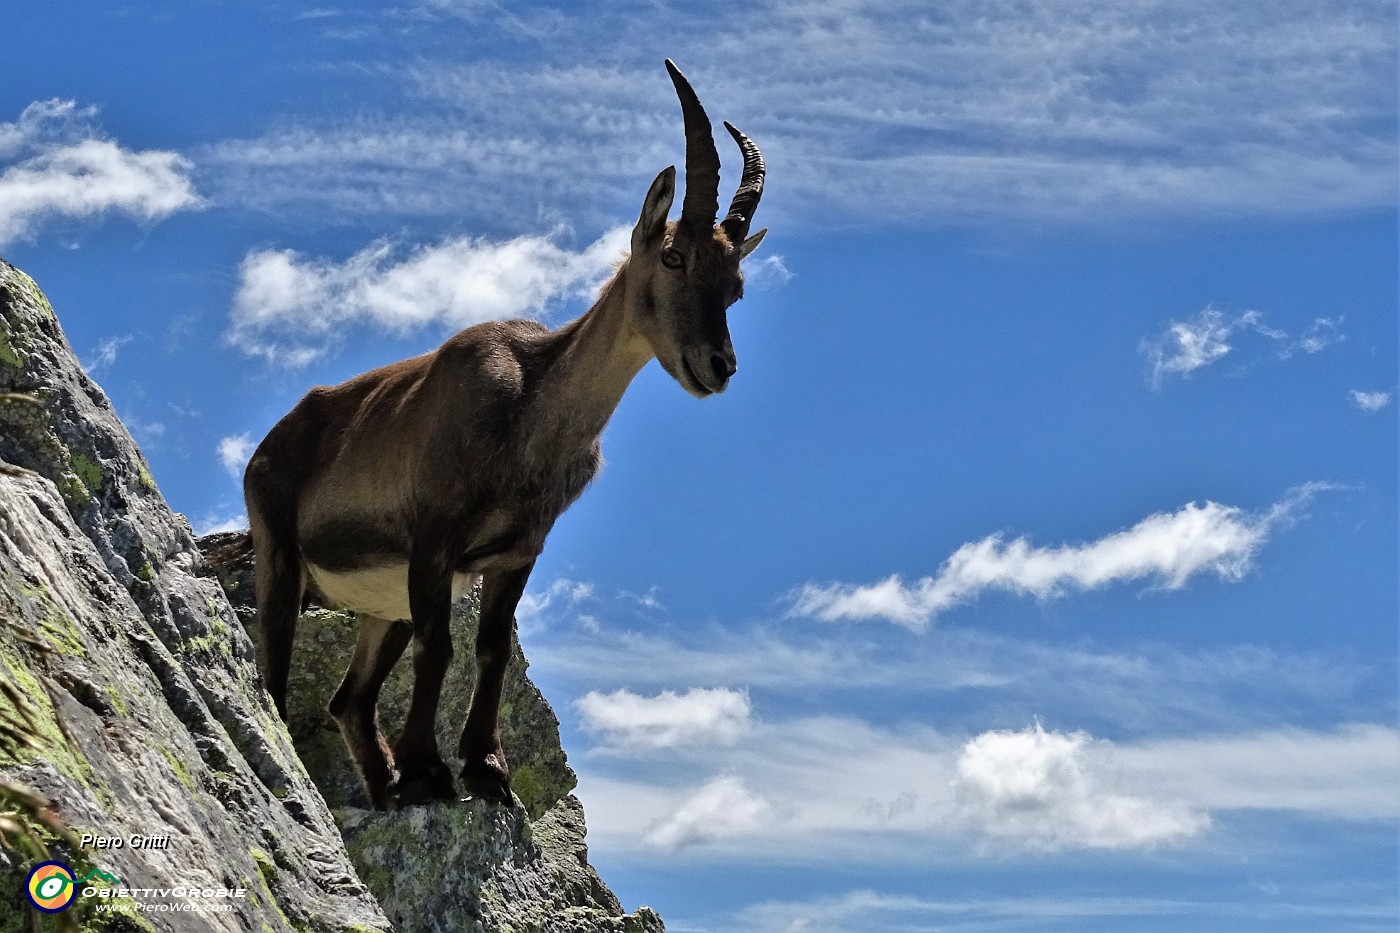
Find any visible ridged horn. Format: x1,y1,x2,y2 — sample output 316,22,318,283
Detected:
720,121,765,244
665,59,720,229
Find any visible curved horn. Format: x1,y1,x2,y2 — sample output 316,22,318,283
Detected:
720,121,765,244
665,59,720,228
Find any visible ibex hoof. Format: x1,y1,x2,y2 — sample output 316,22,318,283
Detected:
460,753,512,805
384,763,457,808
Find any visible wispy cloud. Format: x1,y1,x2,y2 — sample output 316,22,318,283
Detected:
744,255,794,291
517,578,596,629
194,510,249,537
216,433,255,478
206,2,1394,226
227,225,630,366
1279,316,1346,359
1350,388,1394,412
1141,307,1344,388
577,688,752,750
1142,307,1267,385
525,582,1375,737
83,334,134,374
789,485,1330,628
0,99,201,246
733,886,1400,933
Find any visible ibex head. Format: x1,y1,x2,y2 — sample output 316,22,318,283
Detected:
628,60,767,398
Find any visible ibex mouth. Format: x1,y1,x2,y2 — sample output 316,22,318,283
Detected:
680,356,720,397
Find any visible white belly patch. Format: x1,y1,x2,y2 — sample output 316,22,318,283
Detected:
306,562,479,621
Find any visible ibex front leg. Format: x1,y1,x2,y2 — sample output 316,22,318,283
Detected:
459,562,533,804
391,541,460,806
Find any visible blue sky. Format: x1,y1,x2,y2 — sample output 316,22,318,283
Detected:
3,2,1397,930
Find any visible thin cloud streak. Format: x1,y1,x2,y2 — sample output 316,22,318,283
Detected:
524,592,1375,736
577,717,1399,862
789,484,1331,628
732,886,1400,933
205,1,1395,226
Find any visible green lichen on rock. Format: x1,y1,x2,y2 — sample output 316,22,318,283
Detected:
156,743,194,790
71,453,104,497
0,326,22,371
17,582,87,658
5,267,56,323
0,645,99,792
56,470,90,505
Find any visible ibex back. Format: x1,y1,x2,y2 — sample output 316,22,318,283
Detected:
244,60,767,808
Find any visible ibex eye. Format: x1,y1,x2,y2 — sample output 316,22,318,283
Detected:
662,248,684,270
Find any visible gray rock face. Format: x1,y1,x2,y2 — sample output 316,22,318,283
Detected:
0,258,389,930
0,258,663,933
338,796,663,933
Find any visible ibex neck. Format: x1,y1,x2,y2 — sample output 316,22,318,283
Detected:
533,264,651,447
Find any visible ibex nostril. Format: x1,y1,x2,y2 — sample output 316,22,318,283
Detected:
710,352,737,382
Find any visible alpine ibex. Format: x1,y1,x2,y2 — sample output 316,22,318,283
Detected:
244,61,767,808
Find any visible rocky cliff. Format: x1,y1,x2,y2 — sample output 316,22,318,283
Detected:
0,258,662,933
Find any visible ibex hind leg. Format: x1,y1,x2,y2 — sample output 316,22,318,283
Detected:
246,478,304,720
329,615,412,809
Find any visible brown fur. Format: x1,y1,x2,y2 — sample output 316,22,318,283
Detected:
244,64,766,809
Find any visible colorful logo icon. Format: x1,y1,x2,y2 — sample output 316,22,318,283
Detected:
25,861,77,913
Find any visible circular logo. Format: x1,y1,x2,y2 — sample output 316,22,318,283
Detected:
25,861,77,913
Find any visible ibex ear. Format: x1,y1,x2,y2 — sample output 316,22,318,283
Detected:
737,227,767,260
632,166,676,253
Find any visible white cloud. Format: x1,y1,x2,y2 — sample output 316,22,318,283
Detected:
195,510,249,536
125,416,166,448
1350,389,1393,412
0,99,201,246
952,723,1208,851
642,774,772,851
216,433,255,479
83,334,134,374
577,688,752,749
1281,316,1345,358
1142,307,1247,385
226,225,630,366
745,255,794,290
516,578,596,628
789,485,1328,628
206,2,1394,225
1142,307,1346,387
